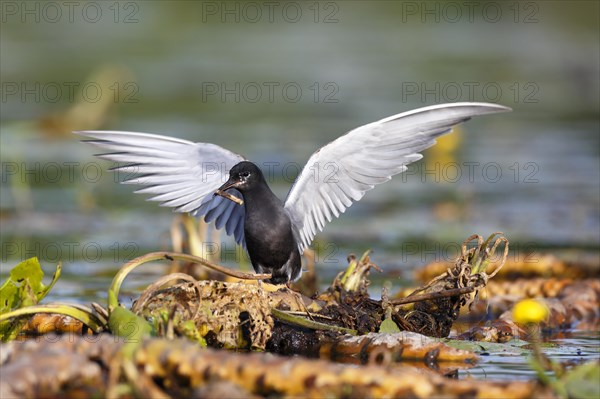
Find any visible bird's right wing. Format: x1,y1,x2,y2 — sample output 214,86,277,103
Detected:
284,102,511,253
76,131,247,244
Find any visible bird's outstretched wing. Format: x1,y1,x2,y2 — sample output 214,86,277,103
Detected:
76,131,247,244
284,102,511,253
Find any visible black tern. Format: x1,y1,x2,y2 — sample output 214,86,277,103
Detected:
78,102,511,283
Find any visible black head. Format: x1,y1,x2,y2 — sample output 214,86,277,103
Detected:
217,161,265,194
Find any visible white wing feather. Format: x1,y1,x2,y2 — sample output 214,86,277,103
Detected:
76,130,247,244
284,102,511,252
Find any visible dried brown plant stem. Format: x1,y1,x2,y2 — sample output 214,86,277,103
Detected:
390,286,476,306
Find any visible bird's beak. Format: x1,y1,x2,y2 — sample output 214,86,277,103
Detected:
214,178,244,206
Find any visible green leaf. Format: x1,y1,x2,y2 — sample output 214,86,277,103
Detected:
0,313,23,342
0,280,18,314
10,257,44,291
108,306,153,341
0,258,62,341
379,317,401,333
0,257,61,314
180,320,207,347
561,361,600,399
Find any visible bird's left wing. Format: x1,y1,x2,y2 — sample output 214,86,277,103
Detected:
76,130,247,244
283,102,511,253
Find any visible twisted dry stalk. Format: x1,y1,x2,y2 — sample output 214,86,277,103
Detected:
404,232,508,304
392,233,509,338
131,273,205,321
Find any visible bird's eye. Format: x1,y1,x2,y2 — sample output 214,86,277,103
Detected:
240,171,250,179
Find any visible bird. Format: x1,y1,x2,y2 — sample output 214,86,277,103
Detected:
78,102,511,284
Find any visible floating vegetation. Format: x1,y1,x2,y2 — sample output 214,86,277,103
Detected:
0,232,598,398
1,333,550,399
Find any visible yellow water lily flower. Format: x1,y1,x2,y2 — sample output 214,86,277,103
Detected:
513,299,549,324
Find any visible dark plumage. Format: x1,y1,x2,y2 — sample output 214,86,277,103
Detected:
216,162,301,283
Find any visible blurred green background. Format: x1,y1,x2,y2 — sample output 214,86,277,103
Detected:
1,1,599,300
